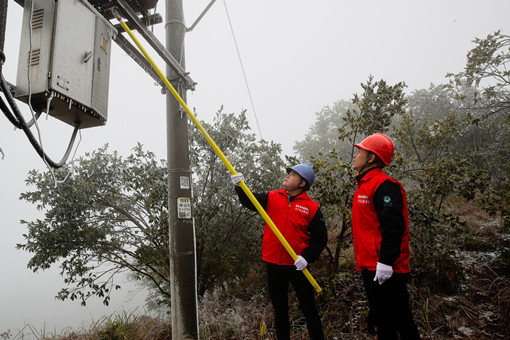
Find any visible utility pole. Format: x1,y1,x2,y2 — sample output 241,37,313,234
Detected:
0,0,7,74
165,0,198,339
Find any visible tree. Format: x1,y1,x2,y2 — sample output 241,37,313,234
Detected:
18,144,170,306
293,100,356,162
448,30,510,111
391,86,482,293
447,31,510,187
394,84,490,202
342,75,407,145
300,76,407,276
17,108,285,306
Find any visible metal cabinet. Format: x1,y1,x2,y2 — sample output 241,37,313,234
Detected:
16,0,116,128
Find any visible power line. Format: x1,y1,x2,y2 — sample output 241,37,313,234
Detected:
222,0,263,139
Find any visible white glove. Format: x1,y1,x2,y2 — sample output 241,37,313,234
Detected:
231,173,244,186
374,262,393,285
294,255,308,271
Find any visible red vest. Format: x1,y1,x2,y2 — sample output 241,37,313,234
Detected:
262,189,319,265
352,168,410,273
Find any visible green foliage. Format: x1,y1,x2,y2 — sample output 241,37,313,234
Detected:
462,235,491,252
448,30,510,106
390,81,504,294
387,32,510,297
395,85,465,166
403,186,466,295
293,100,356,161
341,75,407,142
96,319,132,340
18,144,169,306
446,31,510,187
475,181,510,235
310,152,355,273
413,243,464,295
90,311,172,340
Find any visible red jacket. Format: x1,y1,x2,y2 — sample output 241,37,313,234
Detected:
263,189,319,265
352,168,410,273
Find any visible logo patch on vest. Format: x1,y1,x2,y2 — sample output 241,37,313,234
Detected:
295,204,310,215
357,194,370,204
383,195,393,207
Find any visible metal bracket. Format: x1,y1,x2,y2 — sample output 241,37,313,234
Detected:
187,0,216,33
114,0,196,90
114,32,164,87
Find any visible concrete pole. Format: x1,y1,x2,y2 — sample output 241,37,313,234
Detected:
165,0,198,338
0,0,7,73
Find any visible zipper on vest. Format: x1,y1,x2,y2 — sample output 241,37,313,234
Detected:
279,196,292,265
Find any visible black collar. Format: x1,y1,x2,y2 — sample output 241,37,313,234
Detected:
287,190,305,202
355,167,378,182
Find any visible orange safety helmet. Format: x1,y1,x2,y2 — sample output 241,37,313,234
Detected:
354,133,395,166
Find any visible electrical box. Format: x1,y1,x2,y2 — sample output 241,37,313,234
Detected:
15,0,116,128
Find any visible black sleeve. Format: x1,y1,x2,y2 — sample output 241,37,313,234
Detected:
373,180,405,266
234,185,268,211
302,207,328,263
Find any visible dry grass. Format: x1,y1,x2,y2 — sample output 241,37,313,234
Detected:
1,311,171,340
199,292,275,339
3,266,508,340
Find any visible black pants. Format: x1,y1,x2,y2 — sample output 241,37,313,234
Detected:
361,270,421,340
266,262,324,340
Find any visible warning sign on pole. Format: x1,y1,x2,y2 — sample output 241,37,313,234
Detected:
180,176,190,189
177,197,192,219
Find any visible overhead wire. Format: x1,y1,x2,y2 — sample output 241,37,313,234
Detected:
222,0,263,139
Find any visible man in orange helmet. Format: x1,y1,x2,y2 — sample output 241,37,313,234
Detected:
351,133,420,339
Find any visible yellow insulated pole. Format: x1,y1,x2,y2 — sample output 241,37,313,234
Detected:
115,16,322,293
